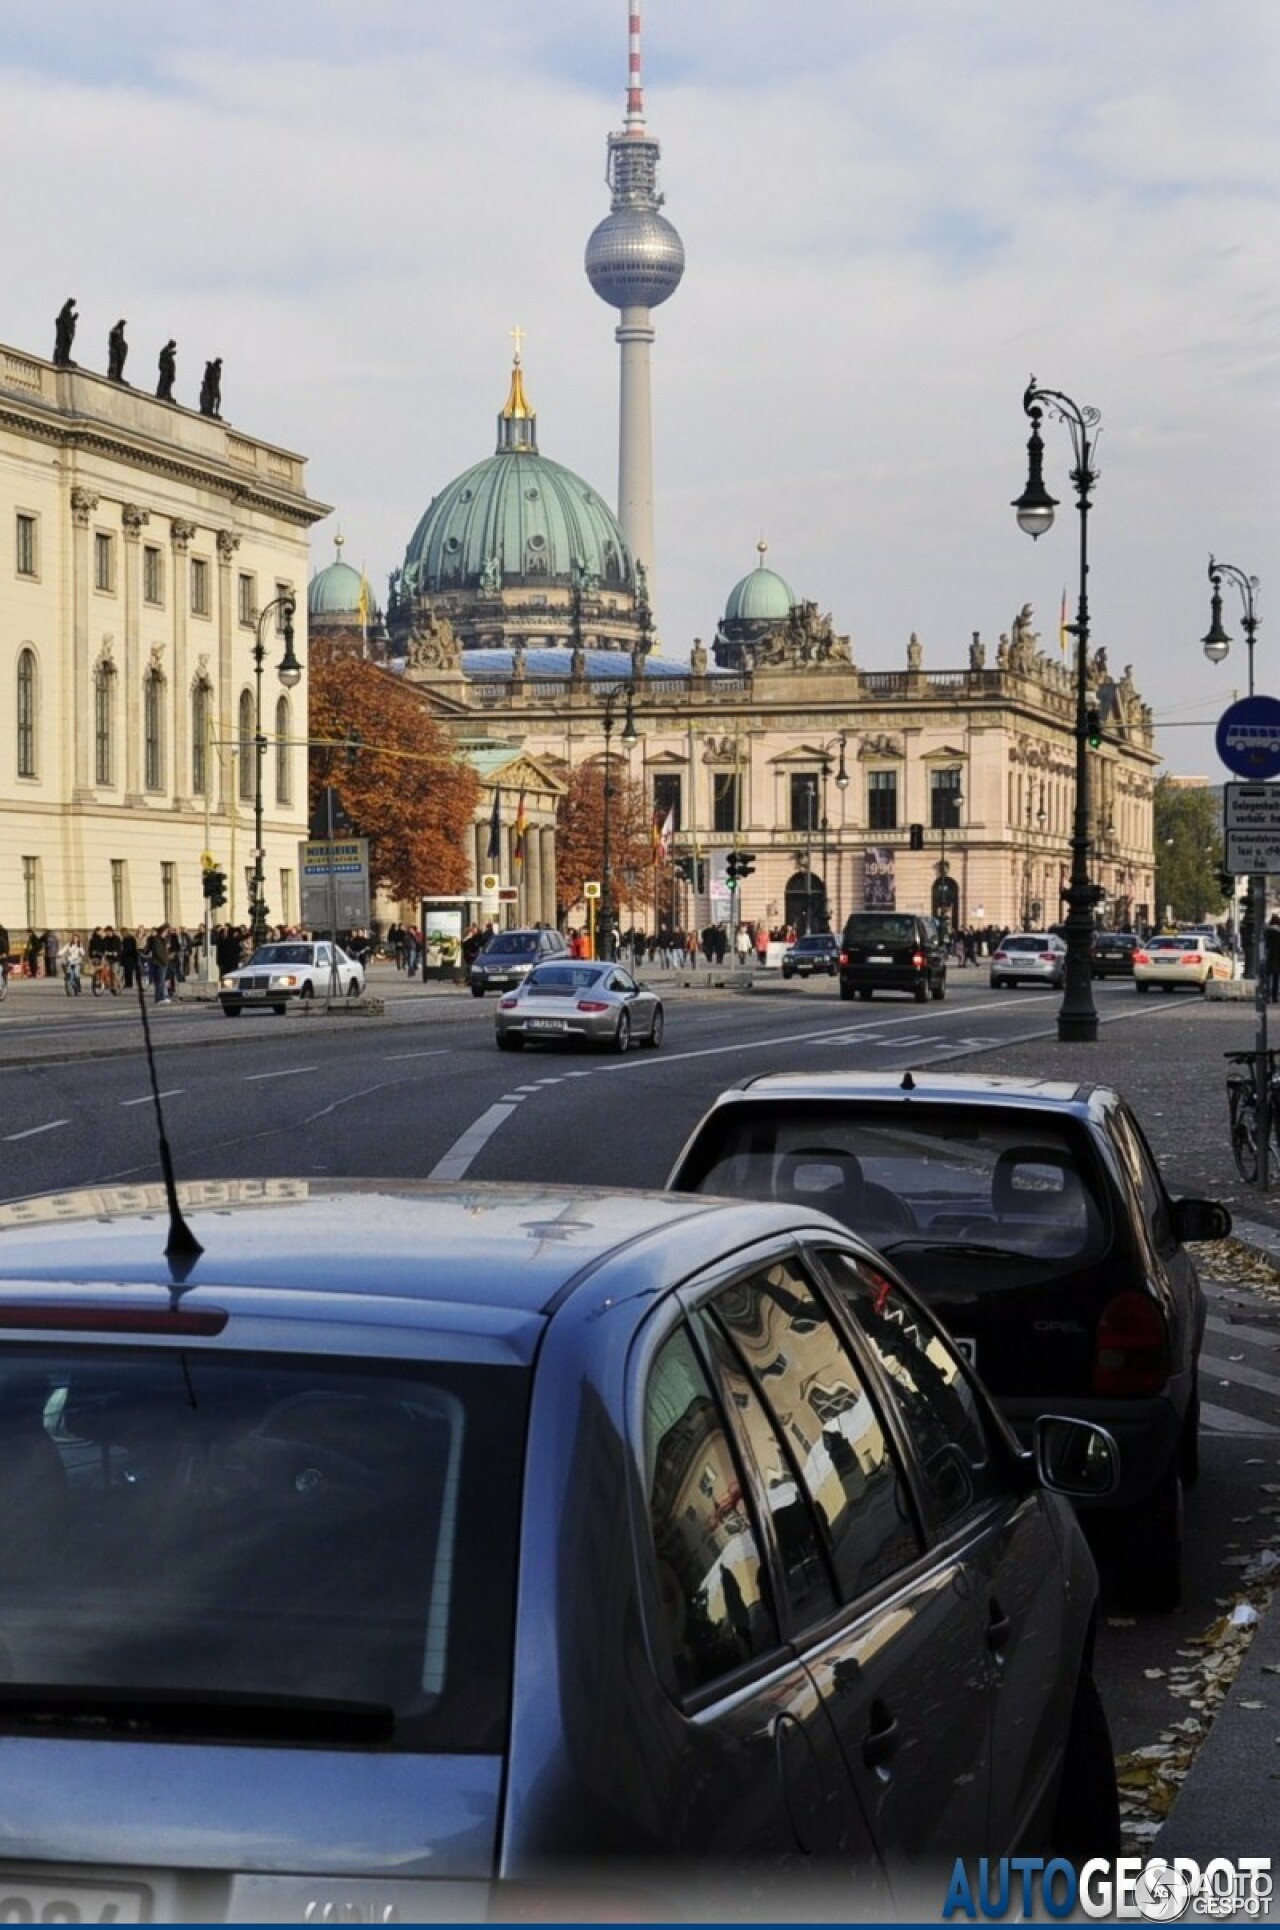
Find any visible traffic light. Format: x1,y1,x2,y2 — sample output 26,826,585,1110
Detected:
203,867,227,909
909,823,925,851
1218,869,1236,900
737,851,756,880
1086,707,1103,749
726,853,741,890
675,856,694,883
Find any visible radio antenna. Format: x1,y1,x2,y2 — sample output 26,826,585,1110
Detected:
134,973,203,1284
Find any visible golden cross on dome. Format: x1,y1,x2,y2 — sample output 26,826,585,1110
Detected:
509,322,525,365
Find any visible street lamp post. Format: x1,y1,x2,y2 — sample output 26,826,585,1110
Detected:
249,593,300,951
1013,375,1104,1042
936,783,963,941
820,734,849,929
803,779,817,935
600,680,637,961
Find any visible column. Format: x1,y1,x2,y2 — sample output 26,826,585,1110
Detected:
69,486,99,796
527,815,544,928
121,503,149,803
541,824,557,929
170,521,197,797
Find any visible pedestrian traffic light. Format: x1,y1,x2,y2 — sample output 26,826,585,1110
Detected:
909,823,924,851
203,867,226,908
737,851,756,879
1086,707,1103,749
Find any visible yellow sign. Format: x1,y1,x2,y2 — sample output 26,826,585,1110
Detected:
583,881,601,899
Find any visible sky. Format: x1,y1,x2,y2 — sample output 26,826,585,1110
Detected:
4,0,1277,777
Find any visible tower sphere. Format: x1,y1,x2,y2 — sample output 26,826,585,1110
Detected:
585,208,686,312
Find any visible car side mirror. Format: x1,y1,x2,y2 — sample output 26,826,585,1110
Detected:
1031,1416,1120,1499
1172,1197,1233,1244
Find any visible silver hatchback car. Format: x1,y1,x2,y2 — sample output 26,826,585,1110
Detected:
0,1178,1118,1921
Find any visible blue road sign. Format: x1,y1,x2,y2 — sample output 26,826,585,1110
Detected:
1216,695,1280,780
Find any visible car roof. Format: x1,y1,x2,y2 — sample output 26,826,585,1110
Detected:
0,1179,827,1336
730,1069,1108,1115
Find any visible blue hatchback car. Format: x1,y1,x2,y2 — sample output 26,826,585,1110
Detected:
0,1178,1117,1921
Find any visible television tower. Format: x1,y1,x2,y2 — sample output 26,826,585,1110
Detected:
584,3,685,609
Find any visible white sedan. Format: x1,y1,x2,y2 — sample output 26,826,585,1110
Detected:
1132,934,1235,994
219,941,365,1016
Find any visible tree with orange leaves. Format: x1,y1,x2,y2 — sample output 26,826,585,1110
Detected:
307,650,479,901
554,758,652,925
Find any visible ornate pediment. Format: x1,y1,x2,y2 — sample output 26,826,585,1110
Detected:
857,732,904,761
746,600,854,670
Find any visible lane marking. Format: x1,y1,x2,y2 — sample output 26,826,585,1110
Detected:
383,1050,452,1062
1200,1350,1280,1403
1204,1311,1280,1350
430,1103,519,1180
243,1066,319,1082
120,1090,184,1107
1200,1399,1280,1437
4,1120,70,1141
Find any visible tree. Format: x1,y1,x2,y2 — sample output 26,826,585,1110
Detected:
1152,775,1224,926
307,651,480,901
554,759,653,924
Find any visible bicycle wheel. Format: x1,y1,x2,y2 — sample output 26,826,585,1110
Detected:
91,969,104,997
1230,1083,1260,1184
0,968,7,1002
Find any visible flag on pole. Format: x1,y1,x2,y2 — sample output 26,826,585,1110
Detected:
512,790,528,869
357,569,370,656
658,806,675,859
487,788,502,862
1059,588,1069,655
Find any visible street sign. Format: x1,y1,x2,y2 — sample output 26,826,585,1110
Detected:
1224,782,1280,874
583,881,601,900
1216,696,1280,780
299,837,371,929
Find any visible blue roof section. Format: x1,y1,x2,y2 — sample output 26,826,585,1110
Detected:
461,647,695,681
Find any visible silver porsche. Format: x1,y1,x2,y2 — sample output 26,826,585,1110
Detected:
494,960,664,1052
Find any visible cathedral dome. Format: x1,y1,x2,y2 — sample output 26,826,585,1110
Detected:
400,360,634,599
308,534,367,618
723,545,796,624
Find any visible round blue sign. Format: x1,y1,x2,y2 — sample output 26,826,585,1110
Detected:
1216,695,1280,780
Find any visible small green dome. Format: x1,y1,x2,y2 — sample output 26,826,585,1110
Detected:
724,544,796,623
309,535,367,618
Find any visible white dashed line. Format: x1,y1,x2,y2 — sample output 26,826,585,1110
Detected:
429,1103,520,1179
4,1120,70,1141
243,1066,319,1082
120,1090,184,1107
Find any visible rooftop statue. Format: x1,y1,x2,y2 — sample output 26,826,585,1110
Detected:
53,298,77,366
199,357,222,419
107,319,128,383
156,339,177,402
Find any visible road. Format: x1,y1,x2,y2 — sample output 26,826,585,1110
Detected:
2,965,1278,1785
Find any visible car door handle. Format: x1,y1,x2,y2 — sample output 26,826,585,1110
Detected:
862,1700,899,1772
987,1601,1012,1653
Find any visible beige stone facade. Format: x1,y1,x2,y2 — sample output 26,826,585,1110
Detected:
0,337,329,939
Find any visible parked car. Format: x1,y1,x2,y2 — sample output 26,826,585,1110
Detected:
838,912,947,1004
218,940,364,1017
989,933,1068,989
667,1070,1232,1609
781,933,840,979
1133,933,1235,993
468,926,568,997
495,960,664,1052
1090,932,1138,979
0,1176,1118,1919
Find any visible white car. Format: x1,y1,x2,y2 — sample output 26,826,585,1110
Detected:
989,933,1068,989
1133,934,1235,994
219,940,365,1016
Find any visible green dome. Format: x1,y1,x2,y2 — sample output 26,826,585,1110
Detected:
400,361,633,598
724,548,796,624
309,536,367,618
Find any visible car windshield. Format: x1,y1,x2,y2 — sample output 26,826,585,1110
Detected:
844,917,917,945
0,1348,527,1754
248,945,313,967
795,938,833,952
686,1105,1107,1265
485,935,537,956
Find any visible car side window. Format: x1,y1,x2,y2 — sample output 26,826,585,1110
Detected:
644,1325,780,1696
1110,1105,1175,1256
709,1258,922,1602
820,1251,1009,1533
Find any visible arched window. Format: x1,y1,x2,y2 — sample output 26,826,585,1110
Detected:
191,680,211,796
94,661,116,786
238,689,254,802
16,648,36,778
275,694,291,805
144,669,165,792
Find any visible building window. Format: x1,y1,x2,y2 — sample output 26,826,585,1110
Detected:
930,769,963,830
868,769,898,832
238,573,256,627
111,858,127,930
22,856,39,931
275,694,291,805
94,662,116,786
94,531,116,593
143,545,164,605
712,771,740,834
238,689,255,802
15,513,37,578
279,868,294,926
144,669,165,792
161,861,176,925
790,772,820,832
16,648,36,778
652,773,681,831
191,681,211,796
190,557,210,616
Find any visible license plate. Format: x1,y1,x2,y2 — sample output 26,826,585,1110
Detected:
954,1336,977,1366
243,987,268,998
0,1877,148,1922
527,1018,566,1032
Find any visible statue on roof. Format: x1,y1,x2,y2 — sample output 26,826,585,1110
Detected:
1010,604,1038,671
404,609,461,673
479,554,502,594
107,319,128,383
53,298,77,366
156,339,177,401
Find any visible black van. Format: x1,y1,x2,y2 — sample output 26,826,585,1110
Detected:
838,911,947,1003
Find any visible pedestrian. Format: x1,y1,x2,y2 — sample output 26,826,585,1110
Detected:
25,931,40,979
43,929,59,979
59,933,85,996
756,924,769,969
147,924,174,1004
736,923,753,968
1266,915,1280,1003
121,927,139,989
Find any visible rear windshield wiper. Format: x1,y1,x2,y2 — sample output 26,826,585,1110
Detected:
880,1238,1027,1261
0,1684,394,1745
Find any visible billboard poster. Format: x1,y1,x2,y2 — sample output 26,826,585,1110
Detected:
864,847,896,909
421,901,464,981
299,838,371,931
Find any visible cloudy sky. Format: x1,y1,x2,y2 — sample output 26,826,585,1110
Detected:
5,1,1276,775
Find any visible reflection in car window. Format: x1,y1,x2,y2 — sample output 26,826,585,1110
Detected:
821,1252,1007,1531
644,1326,779,1696
710,1261,921,1602
486,934,537,955
1110,1105,1174,1257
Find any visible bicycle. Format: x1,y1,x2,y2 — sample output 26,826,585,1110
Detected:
90,957,122,996
1226,1048,1280,1184
0,958,7,1002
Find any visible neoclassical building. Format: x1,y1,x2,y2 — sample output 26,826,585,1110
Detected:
0,323,328,937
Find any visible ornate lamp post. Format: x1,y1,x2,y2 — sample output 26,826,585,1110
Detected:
249,593,300,950
820,734,849,929
1013,376,1104,1042
936,781,963,941
599,681,637,960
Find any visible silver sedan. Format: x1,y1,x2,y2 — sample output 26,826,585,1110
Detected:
495,960,664,1052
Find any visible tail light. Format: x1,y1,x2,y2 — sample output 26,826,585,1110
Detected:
1183,952,1203,964
993,951,1008,963
839,951,850,966
498,996,519,1010
577,999,610,1012
1092,1290,1168,1396
1133,950,1151,965
912,951,926,968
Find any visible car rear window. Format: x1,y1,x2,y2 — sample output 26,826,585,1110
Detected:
683,1104,1108,1265
843,916,918,945
0,1348,528,1754
485,934,537,956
